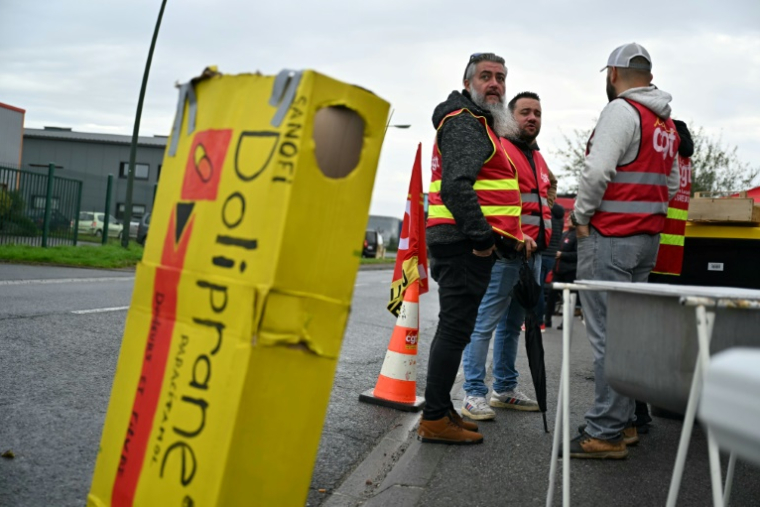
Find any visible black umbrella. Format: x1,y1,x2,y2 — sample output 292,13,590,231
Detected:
513,255,549,433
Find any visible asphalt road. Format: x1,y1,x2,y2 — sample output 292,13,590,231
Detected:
3,263,758,507
0,263,434,507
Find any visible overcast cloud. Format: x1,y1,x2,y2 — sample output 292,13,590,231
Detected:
2,0,759,217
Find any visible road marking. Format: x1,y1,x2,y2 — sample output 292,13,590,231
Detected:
71,306,130,315
0,277,134,286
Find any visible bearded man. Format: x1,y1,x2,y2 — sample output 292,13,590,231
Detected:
568,42,681,459
419,53,535,444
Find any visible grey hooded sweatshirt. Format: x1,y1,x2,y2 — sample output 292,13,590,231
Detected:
574,86,681,226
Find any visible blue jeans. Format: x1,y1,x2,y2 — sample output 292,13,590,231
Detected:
536,254,556,322
462,254,541,397
577,228,660,440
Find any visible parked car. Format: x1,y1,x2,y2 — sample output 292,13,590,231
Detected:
137,213,151,246
28,209,72,232
363,229,385,258
126,219,140,239
77,211,124,238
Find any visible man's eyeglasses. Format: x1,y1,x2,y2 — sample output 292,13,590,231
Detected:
464,53,506,80
468,53,505,65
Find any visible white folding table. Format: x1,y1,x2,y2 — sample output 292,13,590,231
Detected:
545,281,760,507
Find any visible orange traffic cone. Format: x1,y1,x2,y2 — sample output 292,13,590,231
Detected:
359,280,425,412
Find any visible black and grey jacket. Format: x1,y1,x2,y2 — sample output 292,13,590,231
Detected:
427,90,518,258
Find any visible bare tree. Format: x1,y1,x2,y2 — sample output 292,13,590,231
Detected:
551,127,593,194
689,126,759,195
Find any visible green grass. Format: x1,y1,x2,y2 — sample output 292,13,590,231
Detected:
360,257,395,265
0,242,143,269
77,235,125,245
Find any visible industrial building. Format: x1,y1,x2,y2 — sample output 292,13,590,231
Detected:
20,127,167,220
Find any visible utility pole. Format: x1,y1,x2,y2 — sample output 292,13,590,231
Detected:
122,0,168,248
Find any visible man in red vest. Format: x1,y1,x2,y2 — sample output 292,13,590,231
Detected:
634,119,694,431
650,120,694,280
461,91,554,422
567,43,681,459
420,53,534,445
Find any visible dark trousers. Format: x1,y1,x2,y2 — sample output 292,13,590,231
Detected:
423,250,494,420
536,254,556,322
635,400,652,426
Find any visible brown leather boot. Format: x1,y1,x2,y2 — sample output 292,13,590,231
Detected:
418,415,483,445
563,432,628,459
622,425,639,446
449,409,479,432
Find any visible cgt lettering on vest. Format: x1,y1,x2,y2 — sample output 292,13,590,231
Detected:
653,118,678,160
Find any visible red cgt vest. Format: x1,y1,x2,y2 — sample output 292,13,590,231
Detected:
501,139,553,248
652,155,691,275
428,109,524,242
589,99,680,237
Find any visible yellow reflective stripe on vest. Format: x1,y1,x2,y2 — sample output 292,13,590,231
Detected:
660,233,685,247
475,179,519,191
667,207,688,221
428,205,453,219
429,178,519,193
428,204,521,220
482,205,521,217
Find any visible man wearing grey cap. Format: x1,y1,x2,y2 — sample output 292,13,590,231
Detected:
566,42,681,459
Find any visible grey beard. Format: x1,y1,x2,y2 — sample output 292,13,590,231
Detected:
469,88,519,138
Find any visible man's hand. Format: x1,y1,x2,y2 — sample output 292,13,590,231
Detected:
555,251,561,259
516,234,538,258
472,245,496,257
576,225,590,239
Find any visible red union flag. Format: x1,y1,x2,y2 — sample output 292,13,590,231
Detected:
387,143,429,316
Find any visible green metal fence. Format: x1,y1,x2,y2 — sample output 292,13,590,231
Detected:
0,165,83,247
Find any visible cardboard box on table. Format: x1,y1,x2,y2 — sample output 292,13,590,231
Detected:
87,68,389,507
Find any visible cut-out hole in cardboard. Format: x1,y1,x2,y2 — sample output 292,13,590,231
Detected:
312,106,365,179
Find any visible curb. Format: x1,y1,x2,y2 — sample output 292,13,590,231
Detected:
322,412,421,507
0,261,137,272
322,368,472,507
358,263,395,271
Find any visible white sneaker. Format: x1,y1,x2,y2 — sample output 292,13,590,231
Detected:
489,387,540,412
462,395,496,420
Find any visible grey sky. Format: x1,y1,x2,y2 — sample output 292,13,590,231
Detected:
2,0,759,217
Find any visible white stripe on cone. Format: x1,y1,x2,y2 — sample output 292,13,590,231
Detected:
379,350,418,382
395,301,419,329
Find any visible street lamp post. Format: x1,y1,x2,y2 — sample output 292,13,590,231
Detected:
122,0,168,248
384,108,411,132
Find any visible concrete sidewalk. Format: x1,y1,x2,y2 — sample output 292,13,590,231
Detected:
325,317,760,507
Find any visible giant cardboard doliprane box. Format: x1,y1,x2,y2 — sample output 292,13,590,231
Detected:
87,68,389,507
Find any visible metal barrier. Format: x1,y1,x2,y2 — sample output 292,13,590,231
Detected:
0,164,82,247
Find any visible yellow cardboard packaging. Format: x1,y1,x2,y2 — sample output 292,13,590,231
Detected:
87,68,389,507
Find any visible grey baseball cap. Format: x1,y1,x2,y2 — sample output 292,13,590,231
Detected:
601,42,652,72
